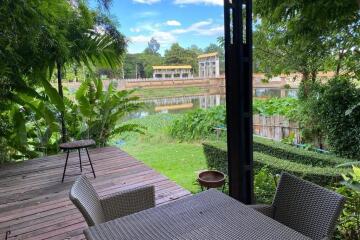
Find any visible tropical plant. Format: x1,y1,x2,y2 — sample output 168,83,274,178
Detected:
0,0,127,162
169,106,226,141
253,97,299,120
71,77,144,146
42,2,126,143
0,90,61,162
335,166,360,239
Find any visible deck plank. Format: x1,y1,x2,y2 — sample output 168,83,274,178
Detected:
0,147,191,240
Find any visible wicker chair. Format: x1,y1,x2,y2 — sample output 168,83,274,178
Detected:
249,172,345,240
69,175,155,226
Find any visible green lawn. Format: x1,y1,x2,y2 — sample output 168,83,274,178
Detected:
113,114,207,193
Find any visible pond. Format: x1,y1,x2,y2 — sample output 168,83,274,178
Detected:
128,94,226,119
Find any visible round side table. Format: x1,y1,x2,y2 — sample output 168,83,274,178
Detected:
59,139,96,182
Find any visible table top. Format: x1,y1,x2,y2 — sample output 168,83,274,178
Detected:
59,139,96,149
84,189,310,240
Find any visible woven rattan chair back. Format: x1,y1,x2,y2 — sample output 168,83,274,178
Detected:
69,175,105,226
273,172,345,240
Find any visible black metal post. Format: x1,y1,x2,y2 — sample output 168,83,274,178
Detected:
224,0,254,204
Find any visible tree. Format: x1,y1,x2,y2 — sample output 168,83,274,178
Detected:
253,21,330,83
139,53,163,78
164,43,198,74
38,1,126,142
302,77,360,158
0,0,127,160
145,38,160,55
253,0,360,82
188,45,203,55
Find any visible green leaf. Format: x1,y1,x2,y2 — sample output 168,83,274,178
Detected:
40,78,65,112
12,108,27,145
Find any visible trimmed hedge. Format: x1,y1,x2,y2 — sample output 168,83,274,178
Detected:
203,141,349,186
253,136,350,167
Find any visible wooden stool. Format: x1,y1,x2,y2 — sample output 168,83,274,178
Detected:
60,139,96,182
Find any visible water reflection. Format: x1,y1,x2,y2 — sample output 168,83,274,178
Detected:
128,94,225,119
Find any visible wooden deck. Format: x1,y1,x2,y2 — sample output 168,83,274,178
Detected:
0,147,191,240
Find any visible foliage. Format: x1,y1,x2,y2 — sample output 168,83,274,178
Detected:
69,78,144,146
336,186,360,240
301,77,360,159
253,136,350,167
254,168,277,204
145,37,160,55
0,91,61,162
342,166,360,192
0,0,127,161
253,98,299,120
203,141,349,186
296,81,326,145
164,43,199,75
169,106,226,141
123,52,163,78
170,99,300,141
253,0,360,82
335,166,360,240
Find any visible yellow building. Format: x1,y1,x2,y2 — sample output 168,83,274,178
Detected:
152,65,193,79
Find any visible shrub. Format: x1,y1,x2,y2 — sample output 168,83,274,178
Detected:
68,78,144,146
203,141,349,186
300,77,360,159
335,186,360,240
254,168,277,204
253,97,299,120
169,105,226,140
170,98,299,141
253,136,350,167
335,166,360,239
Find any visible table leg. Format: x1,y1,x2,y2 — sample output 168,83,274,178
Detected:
62,150,70,182
78,149,82,172
86,148,96,179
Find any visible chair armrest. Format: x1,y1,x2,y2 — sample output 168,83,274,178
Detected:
100,185,155,221
248,204,274,218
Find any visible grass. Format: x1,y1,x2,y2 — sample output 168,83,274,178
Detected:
135,86,206,99
113,114,207,193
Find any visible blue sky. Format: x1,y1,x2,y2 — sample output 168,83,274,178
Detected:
92,0,224,54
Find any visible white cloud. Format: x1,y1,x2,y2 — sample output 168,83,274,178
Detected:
135,11,160,18
173,0,223,6
130,27,141,33
171,19,223,36
166,20,182,26
130,31,177,45
128,19,223,53
133,0,161,4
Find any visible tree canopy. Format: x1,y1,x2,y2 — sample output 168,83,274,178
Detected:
253,0,360,81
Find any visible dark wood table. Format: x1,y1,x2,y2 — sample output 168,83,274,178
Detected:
84,189,310,240
59,139,96,182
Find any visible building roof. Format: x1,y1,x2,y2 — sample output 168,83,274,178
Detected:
197,52,218,59
152,65,192,70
